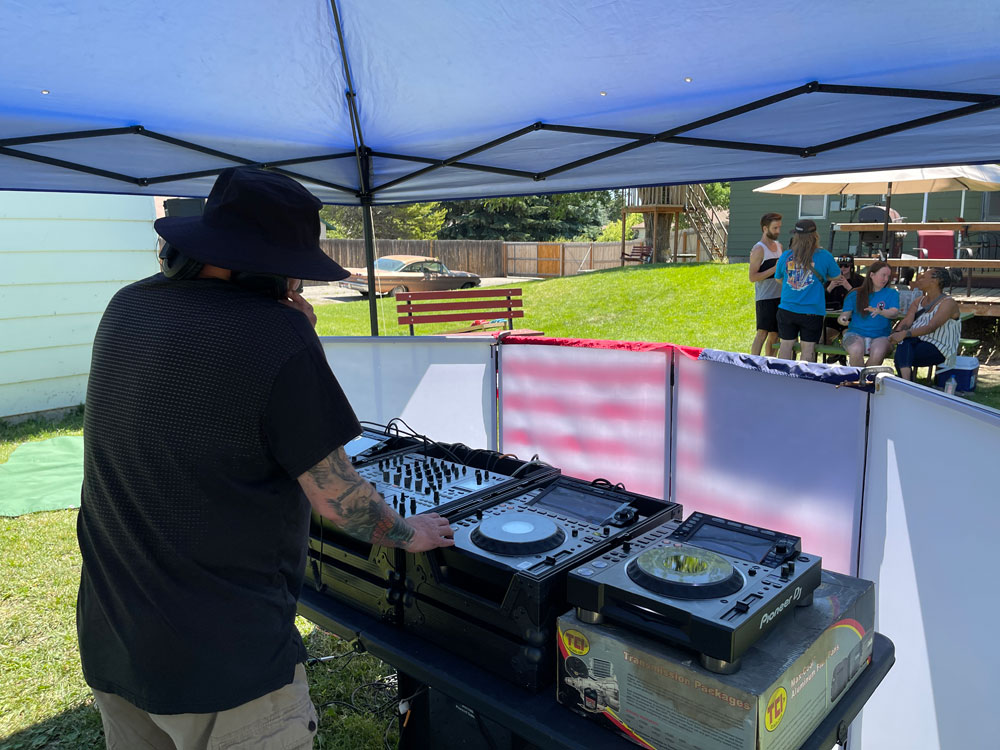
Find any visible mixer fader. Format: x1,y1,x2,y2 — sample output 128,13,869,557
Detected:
359,452,514,516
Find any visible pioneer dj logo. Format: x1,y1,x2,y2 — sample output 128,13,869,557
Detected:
758,586,802,630
765,686,787,731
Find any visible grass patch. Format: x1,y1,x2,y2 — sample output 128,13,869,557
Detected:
315,263,755,351
1,411,399,749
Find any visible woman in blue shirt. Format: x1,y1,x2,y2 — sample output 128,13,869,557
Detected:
774,219,842,362
837,260,900,367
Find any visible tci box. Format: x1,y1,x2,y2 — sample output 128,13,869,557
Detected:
556,570,875,750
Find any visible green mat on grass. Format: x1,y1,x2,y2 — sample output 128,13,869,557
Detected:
0,436,84,517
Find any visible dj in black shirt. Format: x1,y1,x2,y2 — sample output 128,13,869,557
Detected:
77,168,455,747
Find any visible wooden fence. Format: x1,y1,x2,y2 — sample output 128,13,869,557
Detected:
320,239,504,277
317,235,711,283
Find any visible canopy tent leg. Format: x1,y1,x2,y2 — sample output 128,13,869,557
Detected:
362,201,379,336
880,181,893,260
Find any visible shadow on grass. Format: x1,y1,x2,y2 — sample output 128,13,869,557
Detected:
2,701,104,750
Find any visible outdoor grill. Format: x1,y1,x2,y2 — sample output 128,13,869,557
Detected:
857,204,907,256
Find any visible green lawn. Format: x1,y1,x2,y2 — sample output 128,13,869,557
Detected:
1,412,399,750
2,263,998,747
315,262,754,350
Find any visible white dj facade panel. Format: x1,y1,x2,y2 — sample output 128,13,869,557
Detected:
498,343,670,499
671,355,867,575
320,336,497,449
855,377,1000,750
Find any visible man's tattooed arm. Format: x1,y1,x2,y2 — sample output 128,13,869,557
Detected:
298,447,414,548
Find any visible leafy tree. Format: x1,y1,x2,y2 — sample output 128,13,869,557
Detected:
320,202,446,239
703,182,730,210
596,212,645,242
438,191,615,241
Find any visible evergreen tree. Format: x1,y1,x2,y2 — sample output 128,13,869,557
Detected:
320,202,446,239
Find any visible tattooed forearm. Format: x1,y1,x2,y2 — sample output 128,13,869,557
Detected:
300,447,414,549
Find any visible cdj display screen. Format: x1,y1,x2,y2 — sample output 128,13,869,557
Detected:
344,434,383,458
686,523,774,563
530,484,623,525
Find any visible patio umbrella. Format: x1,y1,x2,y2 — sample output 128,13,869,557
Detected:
754,165,1000,258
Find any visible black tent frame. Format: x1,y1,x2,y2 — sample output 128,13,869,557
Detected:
3,1,998,333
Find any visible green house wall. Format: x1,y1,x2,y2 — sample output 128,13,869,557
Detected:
727,179,987,261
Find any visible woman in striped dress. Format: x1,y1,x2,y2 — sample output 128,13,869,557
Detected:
888,267,961,381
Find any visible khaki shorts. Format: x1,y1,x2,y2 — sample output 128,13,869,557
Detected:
92,664,318,750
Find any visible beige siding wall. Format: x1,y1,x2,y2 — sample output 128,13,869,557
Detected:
0,192,159,418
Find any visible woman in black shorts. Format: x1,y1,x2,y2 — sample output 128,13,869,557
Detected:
773,220,842,362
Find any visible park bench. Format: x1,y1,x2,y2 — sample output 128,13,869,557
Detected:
621,244,652,265
396,288,527,335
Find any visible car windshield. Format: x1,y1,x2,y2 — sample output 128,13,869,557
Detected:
374,257,405,271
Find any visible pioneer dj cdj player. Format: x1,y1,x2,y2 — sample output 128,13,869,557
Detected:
567,512,822,674
402,475,682,691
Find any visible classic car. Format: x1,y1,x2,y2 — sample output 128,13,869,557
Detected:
339,255,481,297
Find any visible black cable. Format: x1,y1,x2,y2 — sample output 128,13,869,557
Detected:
474,709,500,750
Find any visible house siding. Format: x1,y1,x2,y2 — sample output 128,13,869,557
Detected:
0,192,159,418
727,179,986,262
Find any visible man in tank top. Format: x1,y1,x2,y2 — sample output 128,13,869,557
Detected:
749,212,783,355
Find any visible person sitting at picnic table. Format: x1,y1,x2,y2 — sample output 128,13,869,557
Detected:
888,267,961,381
837,260,899,367
774,219,842,363
824,256,864,347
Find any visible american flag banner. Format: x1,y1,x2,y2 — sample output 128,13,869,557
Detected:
498,337,699,498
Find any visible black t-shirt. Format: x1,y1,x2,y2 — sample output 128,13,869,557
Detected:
825,270,864,310
77,274,361,714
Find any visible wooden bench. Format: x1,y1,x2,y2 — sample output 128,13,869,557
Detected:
621,244,652,265
396,288,525,335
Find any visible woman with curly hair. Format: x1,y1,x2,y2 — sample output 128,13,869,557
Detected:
888,266,961,381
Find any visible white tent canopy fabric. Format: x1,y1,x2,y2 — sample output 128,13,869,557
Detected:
2,1,1000,205
753,165,1000,196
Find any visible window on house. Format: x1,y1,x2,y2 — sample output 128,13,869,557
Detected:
983,192,1000,221
799,195,827,219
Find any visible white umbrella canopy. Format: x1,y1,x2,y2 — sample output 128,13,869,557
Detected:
753,164,1000,195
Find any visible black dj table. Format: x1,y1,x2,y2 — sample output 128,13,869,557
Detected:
299,589,894,750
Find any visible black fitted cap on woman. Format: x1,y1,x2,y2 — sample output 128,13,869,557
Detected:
153,167,349,281
792,219,818,234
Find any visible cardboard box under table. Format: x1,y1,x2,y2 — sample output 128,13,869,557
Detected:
556,571,874,750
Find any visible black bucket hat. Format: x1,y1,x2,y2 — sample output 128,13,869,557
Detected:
153,167,349,281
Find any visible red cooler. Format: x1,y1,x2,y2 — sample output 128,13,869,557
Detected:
917,230,955,259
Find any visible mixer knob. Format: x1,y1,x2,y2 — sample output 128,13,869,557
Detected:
399,505,406,517
410,498,417,513
603,527,610,536
433,491,440,505
571,529,579,538
393,472,401,484
476,510,483,521
475,470,482,485
404,477,412,489
383,470,389,482
415,479,422,492
622,542,631,553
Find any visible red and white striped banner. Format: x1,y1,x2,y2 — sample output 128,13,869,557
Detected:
499,338,691,498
